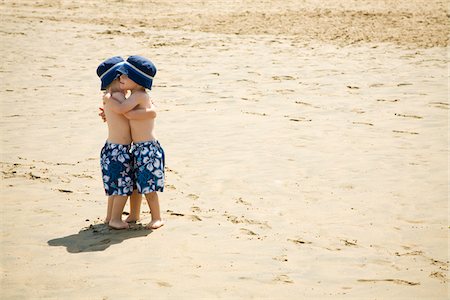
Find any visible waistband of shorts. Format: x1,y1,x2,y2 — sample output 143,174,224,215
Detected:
133,139,159,147
104,141,132,149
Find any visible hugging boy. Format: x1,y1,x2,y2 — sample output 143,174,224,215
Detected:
97,55,165,230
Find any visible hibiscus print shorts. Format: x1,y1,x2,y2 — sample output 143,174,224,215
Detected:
100,142,134,196
132,140,165,194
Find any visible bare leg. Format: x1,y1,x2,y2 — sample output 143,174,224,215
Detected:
126,190,142,223
145,192,164,229
109,195,129,229
104,196,114,223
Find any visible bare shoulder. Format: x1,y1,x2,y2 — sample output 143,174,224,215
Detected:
135,90,149,98
131,90,149,102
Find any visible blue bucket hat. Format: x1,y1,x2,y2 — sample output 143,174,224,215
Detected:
117,55,157,90
96,56,125,90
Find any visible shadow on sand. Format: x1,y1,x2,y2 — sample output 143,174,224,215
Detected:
48,223,152,253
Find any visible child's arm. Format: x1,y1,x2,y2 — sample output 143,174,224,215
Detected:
103,92,144,114
111,92,126,103
124,104,157,120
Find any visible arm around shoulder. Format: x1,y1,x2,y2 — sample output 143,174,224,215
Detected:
104,92,144,114
124,103,157,120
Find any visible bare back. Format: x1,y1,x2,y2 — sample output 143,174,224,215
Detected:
129,91,156,143
104,92,132,145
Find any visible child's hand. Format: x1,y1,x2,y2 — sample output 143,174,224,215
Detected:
103,92,111,103
98,107,106,122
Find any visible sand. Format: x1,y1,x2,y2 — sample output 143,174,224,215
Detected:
0,0,448,299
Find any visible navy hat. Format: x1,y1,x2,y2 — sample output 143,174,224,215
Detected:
96,56,125,90
117,55,157,90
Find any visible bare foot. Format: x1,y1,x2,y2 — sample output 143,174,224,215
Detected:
108,219,129,230
147,219,164,230
125,215,140,223
104,218,110,224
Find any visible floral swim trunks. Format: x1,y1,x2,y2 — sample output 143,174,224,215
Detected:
132,140,165,194
100,142,134,196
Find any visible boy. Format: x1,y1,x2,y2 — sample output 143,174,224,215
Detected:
96,56,156,229
103,55,165,230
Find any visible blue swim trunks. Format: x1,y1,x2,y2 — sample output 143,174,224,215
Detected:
100,142,134,196
132,140,165,194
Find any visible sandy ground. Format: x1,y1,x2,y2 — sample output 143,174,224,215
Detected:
0,0,448,299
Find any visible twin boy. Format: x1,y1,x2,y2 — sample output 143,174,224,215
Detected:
96,55,164,230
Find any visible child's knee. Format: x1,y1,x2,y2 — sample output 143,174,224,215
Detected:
145,191,158,199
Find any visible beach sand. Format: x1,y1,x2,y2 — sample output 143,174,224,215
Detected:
0,1,448,299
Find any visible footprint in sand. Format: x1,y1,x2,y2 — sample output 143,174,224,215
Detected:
156,281,172,287
394,113,423,119
272,75,296,81
27,172,51,182
351,108,365,114
167,210,202,221
242,111,268,117
430,258,448,269
168,211,184,217
273,274,294,284
276,89,296,93
287,238,312,245
395,250,423,257
295,100,320,108
377,98,399,102
369,83,384,88
191,206,201,212
285,115,312,122
395,250,448,282
341,239,358,247
429,271,447,283
392,130,419,135
273,254,289,262
165,168,179,175
429,101,448,109
240,97,259,102
165,184,176,190
238,228,266,240
357,279,419,286
240,228,257,236
187,193,199,200
235,197,251,206
352,121,373,126
189,215,202,222
225,214,271,229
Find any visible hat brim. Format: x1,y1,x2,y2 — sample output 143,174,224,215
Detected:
100,64,122,90
116,64,153,90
